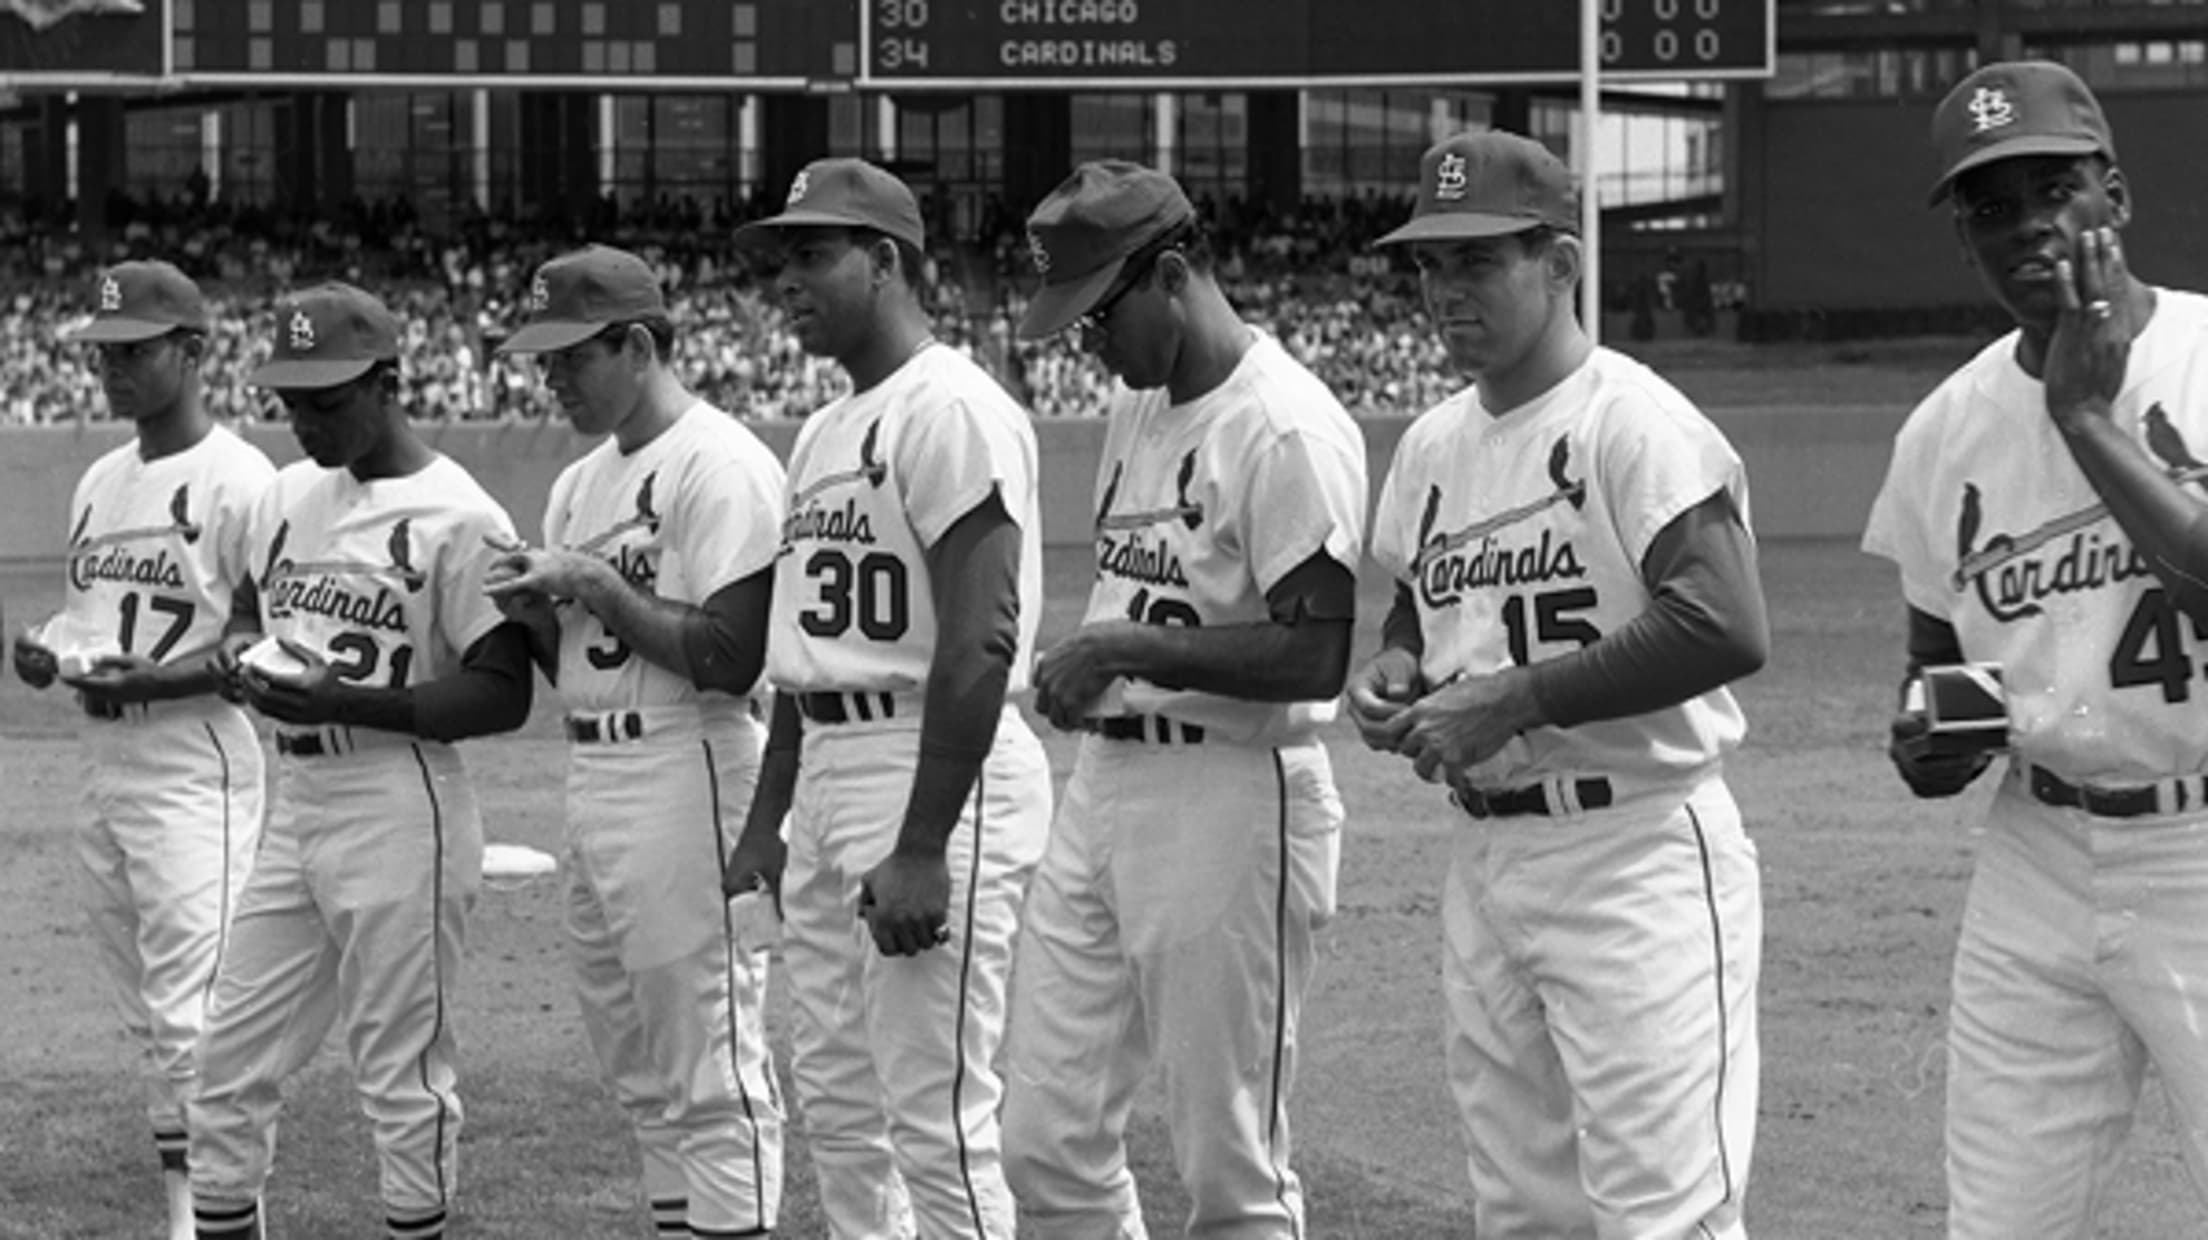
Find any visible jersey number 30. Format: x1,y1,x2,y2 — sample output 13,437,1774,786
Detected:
801,548,911,641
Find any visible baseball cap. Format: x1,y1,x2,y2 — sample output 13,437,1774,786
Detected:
248,283,401,390
498,244,668,354
1927,60,2115,206
736,157,925,251
1016,160,1194,340
1373,130,1579,248
66,260,211,343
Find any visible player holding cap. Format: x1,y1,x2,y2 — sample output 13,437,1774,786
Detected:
11,261,272,1240
1864,61,2208,1236
1351,131,1767,1237
720,157,1052,1239
487,244,787,1238
187,283,535,1240
999,162,1365,1237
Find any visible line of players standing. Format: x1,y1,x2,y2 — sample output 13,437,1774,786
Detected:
16,57,2208,1240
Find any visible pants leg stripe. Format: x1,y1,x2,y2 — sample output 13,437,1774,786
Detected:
1685,801,1739,1225
406,743,457,1206
1264,751,1301,1236
202,720,240,1005
946,769,990,1233
701,737,774,1235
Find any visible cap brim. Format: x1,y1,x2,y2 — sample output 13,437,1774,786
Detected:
1016,260,1127,341
497,320,604,354
249,357,380,390
66,317,177,343
1927,135,2107,206
1373,213,1550,248
735,209,920,249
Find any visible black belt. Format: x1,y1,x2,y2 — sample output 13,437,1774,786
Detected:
276,732,330,756
2029,764,2202,819
81,696,137,721
1455,776,1614,820
1080,715,1205,745
565,712,645,743
797,691,899,724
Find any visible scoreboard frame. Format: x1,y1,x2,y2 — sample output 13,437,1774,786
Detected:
860,0,1775,92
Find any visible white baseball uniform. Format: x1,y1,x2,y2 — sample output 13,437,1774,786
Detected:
541,402,786,1239
190,455,515,1239
1370,349,1761,1239
1863,288,2208,1236
767,341,1053,1240
1001,329,1364,1238
54,425,272,1174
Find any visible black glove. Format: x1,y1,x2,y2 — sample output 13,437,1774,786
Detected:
1888,710,1996,799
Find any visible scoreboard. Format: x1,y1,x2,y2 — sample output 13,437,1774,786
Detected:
0,0,167,82
865,0,1773,88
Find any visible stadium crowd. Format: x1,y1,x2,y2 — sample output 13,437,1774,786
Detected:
1,185,1460,424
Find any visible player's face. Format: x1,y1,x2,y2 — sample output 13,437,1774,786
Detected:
1074,252,1177,390
769,228,877,363
277,370,386,469
1952,154,2128,329
92,331,193,424
535,324,640,436
1410,232,1562,378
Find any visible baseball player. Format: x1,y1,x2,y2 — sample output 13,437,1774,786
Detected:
486,243,787,1239
1865,61,2208,1237
9,260,271,1240
1350,131,1767,1239
719,157,1053,1240
187,283,535,1240
999,162,1366,1238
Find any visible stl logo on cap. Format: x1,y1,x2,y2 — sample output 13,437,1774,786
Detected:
785,169,810,207
1967,86,2017,134
1435,152,1469,201
1026,229,1052,275
97,275,122,312
288,309,317,353
527,274,551,313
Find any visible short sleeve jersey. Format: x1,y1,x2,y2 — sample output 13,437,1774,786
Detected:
1086,329,1368,745
1862,287,2208,782
542,403,786,708
1371,348,1751,789
766,343,1043,694
253,456,517,693
57,424,275,664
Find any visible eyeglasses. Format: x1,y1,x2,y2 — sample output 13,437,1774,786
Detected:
1071,224,1194,348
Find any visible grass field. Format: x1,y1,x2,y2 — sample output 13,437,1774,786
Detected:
2,535,2198,1238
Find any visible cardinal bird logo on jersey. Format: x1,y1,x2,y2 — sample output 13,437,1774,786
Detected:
1948,405,2208,618
1174,451,1204,530
168,484,202,544
68,503,93,550
1096,462,1122,532
1095,452,1203,532
262,519,291,589
387,518,427,592
634,472,662,533
859,419,889,488
1411,435,1589,608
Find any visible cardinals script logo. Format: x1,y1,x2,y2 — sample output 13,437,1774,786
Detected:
260,516,422,633
1951,403,2208,620
2,0,142,32
64,484,197,591
782,420,886,550
1414,436,1588,609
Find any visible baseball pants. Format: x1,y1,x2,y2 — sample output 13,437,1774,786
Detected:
189,730,483,1238
564,705,783,1238
1003,736,1343,1240
1945,772,2208,1238
779,699,1051,1240
1445,773,1760,1240
78,699,263,1168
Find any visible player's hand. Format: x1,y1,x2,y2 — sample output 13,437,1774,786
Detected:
64,652,164,706
484,545,606,606
1390,667,1542,785
11,629,57,690
1032,622,1138,731
209,632,257,703
1345,648,1423,752
1888,710,1996,799
721,828,788,910
237,638,345,725
857,849,952,958
2045,226,2135,429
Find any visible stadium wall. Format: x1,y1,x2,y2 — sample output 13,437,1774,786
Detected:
0,410,1904,568
1751,91,2208,312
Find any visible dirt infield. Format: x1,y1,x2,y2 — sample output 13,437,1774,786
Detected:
1,542,2196,1237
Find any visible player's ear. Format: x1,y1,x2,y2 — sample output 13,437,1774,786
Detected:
1545,231,1584,289
2102,162,2132,229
